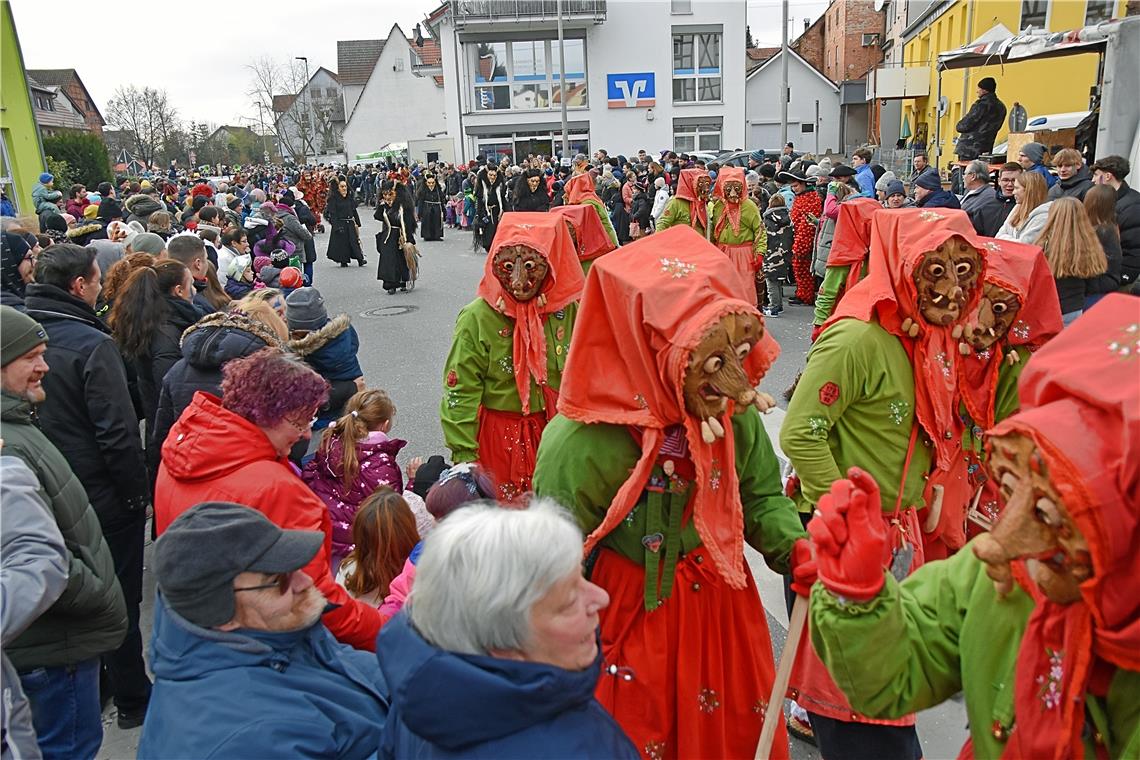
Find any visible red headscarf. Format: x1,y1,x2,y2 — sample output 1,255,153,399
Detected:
476,212,584,414
824,208,985,472
675,168,710,231
563,173,604,207
557,225,779,589
959,238,1063,430
987,295,1139,760
824,197,882,287
711,166,746,237
551,204,617,262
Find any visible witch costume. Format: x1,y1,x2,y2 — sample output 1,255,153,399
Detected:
416,177,446,242
325,185,364,267
374,193,416,293
472,167,506,253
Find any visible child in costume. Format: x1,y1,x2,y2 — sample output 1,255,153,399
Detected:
440,212,584,501
709,167,767,308
806,294,1139,759
781,208,986,757
533,225,814,760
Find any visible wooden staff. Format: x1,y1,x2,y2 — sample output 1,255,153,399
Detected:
755,594,808,760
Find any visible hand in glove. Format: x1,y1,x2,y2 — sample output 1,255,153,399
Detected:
789,538,817,597
807,467,888,601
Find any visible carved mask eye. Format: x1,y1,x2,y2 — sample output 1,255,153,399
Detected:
956,261,974,277
524,260,535,270
928,263,946,278
735,342,751,359
992,302,1008,314
703,356,723,374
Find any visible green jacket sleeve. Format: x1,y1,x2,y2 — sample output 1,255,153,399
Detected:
734,409,806,573
655,198,683,232
809,547,982,718
748,203,767,259
440,306,489,463
584,199,619,248
780,326,863,506
813,264,851,326
994,346,1029,424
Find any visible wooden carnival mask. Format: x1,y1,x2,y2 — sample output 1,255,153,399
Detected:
972,432,1092,604
493,245,549,302
913,236,981,326
964,282,1022,352
721,180,744,203
695,175,712,201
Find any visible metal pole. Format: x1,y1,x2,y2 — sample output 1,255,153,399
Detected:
557,0,569,159
780,0,789,147
815,99,820,154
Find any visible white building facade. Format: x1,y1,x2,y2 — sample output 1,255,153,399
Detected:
427,0,746,164
745,49,840,155
274,67,345,164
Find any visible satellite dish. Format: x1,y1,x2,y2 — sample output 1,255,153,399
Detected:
937,96,949,116
873,0,887,11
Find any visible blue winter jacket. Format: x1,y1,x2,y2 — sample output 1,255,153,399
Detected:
376,612,639,759
855,164,876,197
1028,162,1058,188
139,594,389,759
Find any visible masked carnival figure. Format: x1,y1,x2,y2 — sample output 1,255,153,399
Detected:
563,173,620,252
709,167,767,308
655,168,710,238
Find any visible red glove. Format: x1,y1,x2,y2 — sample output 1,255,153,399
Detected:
807,467,888,601
789,538,817,597
810,324,824,343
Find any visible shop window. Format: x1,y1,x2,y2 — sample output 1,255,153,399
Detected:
472,39,586,111
673,31,721,103
1084,0,1114,24
1019,0,1049,31
671,0,692,12
673,119,722,152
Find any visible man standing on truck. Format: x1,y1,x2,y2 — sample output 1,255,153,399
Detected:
954,77,1007,161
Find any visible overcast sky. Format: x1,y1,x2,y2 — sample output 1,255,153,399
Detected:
11,0,827,127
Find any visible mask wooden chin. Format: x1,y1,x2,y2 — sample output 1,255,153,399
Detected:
683,313,763,423
913,237,981,326
966,282,1021,351
493,245,549,301
722,181,744,203
972,432,1092,603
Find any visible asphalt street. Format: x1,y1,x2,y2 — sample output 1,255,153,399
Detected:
98,210,967,759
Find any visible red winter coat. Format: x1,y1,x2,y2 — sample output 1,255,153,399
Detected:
154,391,383,651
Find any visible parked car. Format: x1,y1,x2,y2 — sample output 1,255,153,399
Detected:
716,149,804,169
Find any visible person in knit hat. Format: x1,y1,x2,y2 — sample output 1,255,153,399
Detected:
1017,141,1057,188
286,287,364,427
955,76,1006,160
913,170,961,209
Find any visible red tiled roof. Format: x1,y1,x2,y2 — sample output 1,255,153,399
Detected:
411,38,442,66
747,47,780,61
272,94,297,113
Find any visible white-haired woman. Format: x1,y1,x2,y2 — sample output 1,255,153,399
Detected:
376,500,639,759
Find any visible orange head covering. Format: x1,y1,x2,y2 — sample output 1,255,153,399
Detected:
825,208,986,472
557,225,780,589
988,294,1139,760
712,166,746,237
959,238,1063,430
675,168,710,231
825,197,882,274
551,204,617,262
564,173,604,207
476,212,584,413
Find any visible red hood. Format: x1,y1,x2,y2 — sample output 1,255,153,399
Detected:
551,205,617,262
161,392,284,482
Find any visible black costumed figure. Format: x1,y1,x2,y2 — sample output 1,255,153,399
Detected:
325,176,365,267
472,164,506,253
374,180,417,294
512,168,551,213
416,172,446,241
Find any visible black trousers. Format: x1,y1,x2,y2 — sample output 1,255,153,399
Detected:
100,510,152,711
808,712,922,760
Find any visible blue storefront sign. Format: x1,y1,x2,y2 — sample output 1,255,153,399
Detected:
606,72,656,108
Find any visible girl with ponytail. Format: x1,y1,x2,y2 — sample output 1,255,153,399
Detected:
303,388,430,570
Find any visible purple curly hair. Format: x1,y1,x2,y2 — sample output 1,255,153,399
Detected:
220,347,329,427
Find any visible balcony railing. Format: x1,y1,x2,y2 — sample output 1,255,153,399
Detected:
451,0,607,26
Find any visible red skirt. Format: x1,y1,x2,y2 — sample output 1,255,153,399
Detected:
476,405,548,502
718,242,758,306
592,548,789,760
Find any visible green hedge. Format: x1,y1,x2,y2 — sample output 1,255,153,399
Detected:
42,132,113,189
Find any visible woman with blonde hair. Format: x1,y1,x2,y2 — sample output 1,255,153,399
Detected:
201,261,232,312
996,170,1052,244
1035,196,1108,324
232,291,288,341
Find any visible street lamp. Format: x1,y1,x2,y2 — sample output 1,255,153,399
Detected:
254,101,271,162
295,56,314,164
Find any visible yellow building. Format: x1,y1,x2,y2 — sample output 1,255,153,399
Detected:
900,0,1128,166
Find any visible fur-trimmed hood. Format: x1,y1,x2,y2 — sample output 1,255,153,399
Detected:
179,311,284,370
288,313,350,357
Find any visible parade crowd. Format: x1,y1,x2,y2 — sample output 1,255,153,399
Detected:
1,119,1138,760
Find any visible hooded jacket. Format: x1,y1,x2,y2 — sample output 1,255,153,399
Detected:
1047,164,1094,201
376,612,637,759
124,194,164,226
0,390,127,670
995,200,1053,245
139,594,387,759
155,392,384,651
1113,181,1140,284
288,314,363,383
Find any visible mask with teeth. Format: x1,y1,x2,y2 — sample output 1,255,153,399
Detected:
493,245,549,302
966,282,1022,351
722,180,744,204
913,237,982,325
682,313,776,442
695,176,711,201
971,432,1092,604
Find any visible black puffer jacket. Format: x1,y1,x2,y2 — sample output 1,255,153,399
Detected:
1,390,127,669
124,194,165,226
1114,182,1140,286
954,92,1007,160
1047,164,1094,201
24,284,149,524
150,312,282,454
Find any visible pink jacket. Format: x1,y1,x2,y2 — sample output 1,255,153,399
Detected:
379,557,416,618
302,432,407,566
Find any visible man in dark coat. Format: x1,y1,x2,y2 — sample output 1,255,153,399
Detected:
913,171,961,209
959,160,1007,236
24,244,153,728
1092,155,1140,291
954,77,1006,161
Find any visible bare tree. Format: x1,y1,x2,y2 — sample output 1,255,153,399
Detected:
246,55,342,163
105,85,178,169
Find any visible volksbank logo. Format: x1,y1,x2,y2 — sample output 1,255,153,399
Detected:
607,73,656,109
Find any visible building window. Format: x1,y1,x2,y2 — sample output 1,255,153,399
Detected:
1085,0,1114,24
471,39,587,112
1019,0,1049,30
670,0,692,13
672,31,722,103
673,118,722,152
310,86,322,99
325,87,337,99
395,57,405,72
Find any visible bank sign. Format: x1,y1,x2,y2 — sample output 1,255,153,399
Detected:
606,73,655,109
